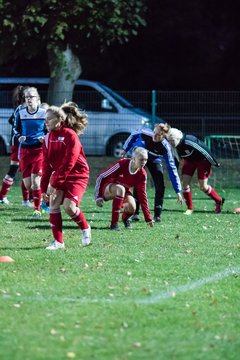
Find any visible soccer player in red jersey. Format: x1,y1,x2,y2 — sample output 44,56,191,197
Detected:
95,147,154,230
154,123,224,214
0,85,32,206
41,102,91,250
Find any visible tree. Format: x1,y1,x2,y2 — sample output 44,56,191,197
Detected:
0,0,147,104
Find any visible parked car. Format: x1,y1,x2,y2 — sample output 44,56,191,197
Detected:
0,78,160,156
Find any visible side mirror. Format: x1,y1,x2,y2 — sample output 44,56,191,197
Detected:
101,99,113,110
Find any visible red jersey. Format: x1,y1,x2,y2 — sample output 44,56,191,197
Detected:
41,126,89,193
95,158,152,223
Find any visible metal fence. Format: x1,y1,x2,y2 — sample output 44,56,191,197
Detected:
0,89,240,187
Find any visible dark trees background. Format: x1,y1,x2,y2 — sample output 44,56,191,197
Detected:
1,0,240,90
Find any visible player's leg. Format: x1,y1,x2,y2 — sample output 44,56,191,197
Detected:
46,189,65,250
104,183,125,230
182,160,195,214
197,160,224,213
0,155,19,204
31,173,42,214
122,193,136,229
30,148,43,214
63,180,91,246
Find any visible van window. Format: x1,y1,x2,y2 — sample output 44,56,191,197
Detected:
73,85,116,112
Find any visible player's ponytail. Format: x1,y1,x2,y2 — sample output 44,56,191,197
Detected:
61,102,88,135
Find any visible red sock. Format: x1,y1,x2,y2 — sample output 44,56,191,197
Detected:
0,177,14,198
21,180,29,201
122,211,132,222
32,189,41,211
206,186,221,203
183,188,193,210
71,207,88,230
50,209,63,243
111,195,124,225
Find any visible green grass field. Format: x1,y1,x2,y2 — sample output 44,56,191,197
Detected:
0,185,239,360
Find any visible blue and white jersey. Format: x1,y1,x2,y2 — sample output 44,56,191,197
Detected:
14,105,47,148
123,128,182,193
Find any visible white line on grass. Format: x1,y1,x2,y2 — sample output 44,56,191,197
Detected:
1,267,239,305
137,266,240,304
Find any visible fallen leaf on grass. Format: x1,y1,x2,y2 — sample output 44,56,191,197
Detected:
67,352,76,358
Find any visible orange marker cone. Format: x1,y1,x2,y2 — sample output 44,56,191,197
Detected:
0,256,14,262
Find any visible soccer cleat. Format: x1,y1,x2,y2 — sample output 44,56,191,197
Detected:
184,209,193,215
32,210,42,218
22,200,33,207
41,200,50,213
154,216,161,222
81,226,92,246
0,197,10,205
110,223,120,231
46,240,65,250
215,198,225,214
132,214,140,222
123,219,133,229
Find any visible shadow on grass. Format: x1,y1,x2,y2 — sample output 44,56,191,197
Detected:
0,245,45,250
12,218,49,222
163,208,230,214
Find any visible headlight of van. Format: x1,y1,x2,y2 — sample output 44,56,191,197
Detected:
141,117,151,127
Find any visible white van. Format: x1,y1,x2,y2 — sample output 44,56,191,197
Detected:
0,78,160,156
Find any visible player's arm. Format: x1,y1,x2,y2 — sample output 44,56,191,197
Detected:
136,174,154,226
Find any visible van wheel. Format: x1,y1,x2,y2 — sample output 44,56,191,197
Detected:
107,133,129,157
0,138,7,156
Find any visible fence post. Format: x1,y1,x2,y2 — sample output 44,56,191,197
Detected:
151,90,157,128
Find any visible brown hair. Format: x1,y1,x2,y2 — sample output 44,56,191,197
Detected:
12,85,29,108
154,122,171,136
61,102,88,135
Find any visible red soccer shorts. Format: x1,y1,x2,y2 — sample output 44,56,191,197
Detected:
182,158,212,180
20,147,43,179
10,145,19,162
62,177,89,205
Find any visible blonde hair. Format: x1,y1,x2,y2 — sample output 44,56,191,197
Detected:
132,147,148,159
46,102,88,135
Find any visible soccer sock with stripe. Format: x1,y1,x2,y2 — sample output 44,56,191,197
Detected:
0,177,14,199
183,187,193,210
205,186,221,203
111,195,124,225
71,207,88,230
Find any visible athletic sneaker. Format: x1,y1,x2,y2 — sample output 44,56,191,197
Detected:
184,209,193,215
132,214,140,221
22,200,33,207
41,200,50,213
82,226,92,246
215,198,225,214
123,219,133,229
0,197,10,205
32,210,42,218
154,216,161,222
46,240,65,250
110,223,120,231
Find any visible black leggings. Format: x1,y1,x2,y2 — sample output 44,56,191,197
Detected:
134,159,165,218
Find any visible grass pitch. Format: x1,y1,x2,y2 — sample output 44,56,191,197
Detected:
0,186,239,360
